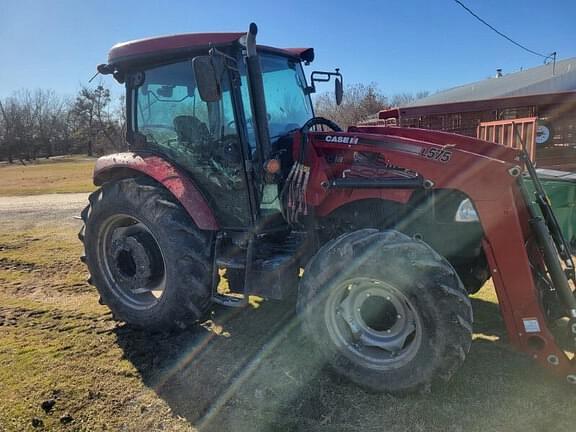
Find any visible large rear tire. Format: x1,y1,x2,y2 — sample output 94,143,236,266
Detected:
80,177,213,330
297,229,472,394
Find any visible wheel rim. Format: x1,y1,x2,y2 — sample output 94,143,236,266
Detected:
97,214,167,310
324,277,422,370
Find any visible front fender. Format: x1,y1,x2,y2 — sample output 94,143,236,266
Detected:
93,152,219,231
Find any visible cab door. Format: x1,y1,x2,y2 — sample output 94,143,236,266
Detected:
130,58,253,228
236,53,315,222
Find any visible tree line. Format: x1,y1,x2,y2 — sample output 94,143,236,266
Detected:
0,85,125,163
0,81,427,163
314,82,429,129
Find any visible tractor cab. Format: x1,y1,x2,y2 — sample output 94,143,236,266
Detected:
99,28,338,231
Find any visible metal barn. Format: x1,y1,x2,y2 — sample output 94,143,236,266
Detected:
375,58,576,171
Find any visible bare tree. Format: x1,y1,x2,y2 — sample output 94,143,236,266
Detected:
388,91,430,108
31,89,68,158
0,95,29,163
315,85,432,129
0,90,70,162
314,83,389,129
0,99,12,163
0,83,125,163
70,84,123,156
0,91,36,163
114,94,127,150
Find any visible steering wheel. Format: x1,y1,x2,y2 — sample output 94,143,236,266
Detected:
300,117,342,133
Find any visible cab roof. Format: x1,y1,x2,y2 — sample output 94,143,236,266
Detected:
107,32,314,67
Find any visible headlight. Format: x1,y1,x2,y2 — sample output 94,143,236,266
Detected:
455,198,479,222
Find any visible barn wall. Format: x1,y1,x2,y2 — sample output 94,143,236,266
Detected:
536,105,576,169
399,101,576,170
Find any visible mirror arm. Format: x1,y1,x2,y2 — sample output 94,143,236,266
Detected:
304,84,316,95
308,68,342,92
209,46,239,70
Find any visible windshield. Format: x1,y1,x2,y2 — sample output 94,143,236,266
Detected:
240,53,313,144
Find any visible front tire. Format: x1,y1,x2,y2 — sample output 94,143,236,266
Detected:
297,229,472,394
80,177,213,330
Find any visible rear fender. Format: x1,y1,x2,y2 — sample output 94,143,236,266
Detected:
93,152,219,231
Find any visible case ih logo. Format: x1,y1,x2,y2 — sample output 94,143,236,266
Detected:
325,135,359,145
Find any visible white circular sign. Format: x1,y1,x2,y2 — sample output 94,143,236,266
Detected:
536,124,551,145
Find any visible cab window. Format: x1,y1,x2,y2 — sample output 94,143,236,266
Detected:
130,59,251,227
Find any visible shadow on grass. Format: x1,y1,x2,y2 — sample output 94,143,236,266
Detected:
115,295,576,432
114,299,297,428
469,296,506,339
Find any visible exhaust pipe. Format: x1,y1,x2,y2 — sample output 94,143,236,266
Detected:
244,23,271,162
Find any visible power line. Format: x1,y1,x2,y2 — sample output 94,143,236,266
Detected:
453,0,554,60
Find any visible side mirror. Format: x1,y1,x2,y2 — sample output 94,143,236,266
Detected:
335,77,343,105
193,56,223,102
307,68,344,105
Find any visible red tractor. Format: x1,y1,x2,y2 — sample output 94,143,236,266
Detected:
81,23,576,394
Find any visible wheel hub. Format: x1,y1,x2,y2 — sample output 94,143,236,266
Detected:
326,277,422,369
360,296,398,331
109,233,156,293
99,214,167,310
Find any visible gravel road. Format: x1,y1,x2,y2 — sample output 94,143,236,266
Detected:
0,193,89,226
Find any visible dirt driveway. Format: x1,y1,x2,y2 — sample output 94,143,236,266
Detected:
0,193,88,227
1,193,575,431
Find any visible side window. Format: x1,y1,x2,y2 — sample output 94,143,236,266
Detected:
135,61,236,150
137,82,208,144
131,60,251,227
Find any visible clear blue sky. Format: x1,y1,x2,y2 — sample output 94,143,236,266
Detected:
0,0,574,99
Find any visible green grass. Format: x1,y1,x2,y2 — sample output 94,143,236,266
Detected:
0,156,96,196
1,221,576,431
0,295,191,431
0,227,93,298
0,224,193,431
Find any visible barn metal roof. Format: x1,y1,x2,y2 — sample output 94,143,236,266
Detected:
407,57,576,108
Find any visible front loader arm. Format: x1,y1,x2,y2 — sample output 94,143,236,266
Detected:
304,131,576,383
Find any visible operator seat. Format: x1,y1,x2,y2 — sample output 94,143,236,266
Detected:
173,115,212,148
